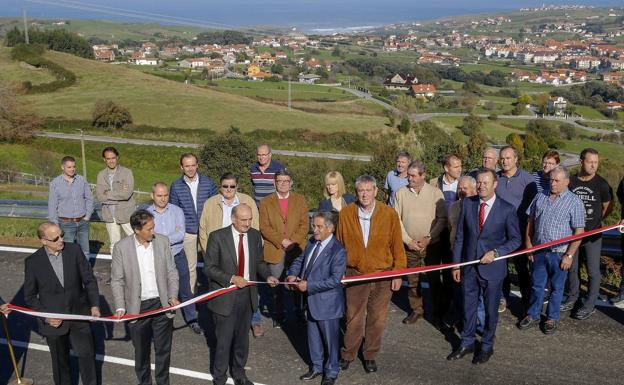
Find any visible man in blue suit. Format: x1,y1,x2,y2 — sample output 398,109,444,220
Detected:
447,168,521,365
287,211,346,385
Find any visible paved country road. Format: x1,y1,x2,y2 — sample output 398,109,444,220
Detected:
36,132,372,162
1,250,623,385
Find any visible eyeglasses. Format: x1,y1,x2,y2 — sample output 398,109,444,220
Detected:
221,185,237,189
275,180,291,184
45,231,65,242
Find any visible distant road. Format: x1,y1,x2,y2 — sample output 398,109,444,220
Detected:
36,132,372,162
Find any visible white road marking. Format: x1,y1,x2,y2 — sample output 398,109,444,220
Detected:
0,338,267,385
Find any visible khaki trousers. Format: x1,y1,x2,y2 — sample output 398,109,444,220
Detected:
183,233,199,293
342,277,393,361
105,220,133,251
406,249,426,315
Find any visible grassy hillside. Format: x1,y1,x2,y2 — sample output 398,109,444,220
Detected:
0,48,56,86
2,47,387,132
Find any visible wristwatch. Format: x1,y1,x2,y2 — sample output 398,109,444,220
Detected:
564,254,573,259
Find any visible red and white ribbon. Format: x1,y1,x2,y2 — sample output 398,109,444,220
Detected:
7,224,623,322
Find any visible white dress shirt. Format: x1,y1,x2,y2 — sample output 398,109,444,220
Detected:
303,234,334,272
185,176,199,211
134,236,160,300
358,203,375,248
231,226,250,280
479,195,497,224
221,194,241,228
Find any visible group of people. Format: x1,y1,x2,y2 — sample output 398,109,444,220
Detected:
2,142,624,385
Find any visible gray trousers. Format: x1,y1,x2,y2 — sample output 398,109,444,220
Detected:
565,236,602,310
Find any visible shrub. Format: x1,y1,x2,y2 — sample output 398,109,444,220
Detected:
91,100,133,130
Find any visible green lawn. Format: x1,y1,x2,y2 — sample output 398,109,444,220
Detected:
209,79,355,102
3,47,387,133
0,48,57,86
574,105,607,120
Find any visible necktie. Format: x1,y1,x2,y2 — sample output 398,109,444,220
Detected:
303,241,321,279
479,202,487,232
237,233,245,277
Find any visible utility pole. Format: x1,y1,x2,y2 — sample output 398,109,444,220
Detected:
23,9,29,44
78,129,87,180
288,76,292,111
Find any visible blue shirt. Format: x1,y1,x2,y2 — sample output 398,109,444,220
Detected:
48,174,94,223
250,159,285,205
384,170,408,207
496,168,537,229
528,190,585,252
532,171,550,195
147,203,186,255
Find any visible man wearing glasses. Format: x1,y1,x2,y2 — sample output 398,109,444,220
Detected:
23,222,100,385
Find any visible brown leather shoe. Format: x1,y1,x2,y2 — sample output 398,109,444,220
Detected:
402,311,421,324
252,324,265,338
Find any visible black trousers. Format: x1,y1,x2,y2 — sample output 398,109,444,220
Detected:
212,288,252,385
46,321,96,385
128,298,173,385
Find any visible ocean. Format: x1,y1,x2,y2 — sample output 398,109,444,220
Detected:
2,0,621,33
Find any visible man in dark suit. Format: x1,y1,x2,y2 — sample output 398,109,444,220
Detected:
23,222,100,385
112,209,180,385
205,203,279,385
448,168,521,365
287,211,346,385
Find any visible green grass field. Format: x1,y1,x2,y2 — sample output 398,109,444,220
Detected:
209,79,354,102
0,48,57,86
574,105,607,120
2,47,387,132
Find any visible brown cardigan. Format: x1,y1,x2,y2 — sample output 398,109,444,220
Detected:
259,192,309,264
336,201,407,275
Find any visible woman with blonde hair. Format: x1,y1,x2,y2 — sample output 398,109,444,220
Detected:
318,171,355,212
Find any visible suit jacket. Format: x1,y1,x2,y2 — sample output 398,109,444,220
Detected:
96,165,137,223
23,243,100,336
452,195,521,281
111,234,179,318
259,192,309,264
204,226,270,316
287,236,346,320
198,192,259,254
336,202,407,275
318,194,356,212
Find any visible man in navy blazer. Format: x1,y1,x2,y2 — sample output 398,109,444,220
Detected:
287,211,346,385
448,168,521,365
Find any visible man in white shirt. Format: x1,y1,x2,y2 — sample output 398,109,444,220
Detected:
111,210,180,385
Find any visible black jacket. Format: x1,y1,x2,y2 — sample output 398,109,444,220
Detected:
23,243,100,335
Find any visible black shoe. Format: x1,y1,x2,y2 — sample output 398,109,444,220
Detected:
364,360,377,373
321,378,336,385
472,350,493,365
233,377,254,385
446,346,473,361
573,307,595,320
560,300,575,312
339,358,351,370
273,316,286,328
517,316,539,330
188,321,203,335
543,319,558,335
299,370,322,381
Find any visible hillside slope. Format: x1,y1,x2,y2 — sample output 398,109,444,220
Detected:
4,48,386,132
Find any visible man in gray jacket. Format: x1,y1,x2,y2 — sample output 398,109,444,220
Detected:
111,209,179,385
96,147,136,252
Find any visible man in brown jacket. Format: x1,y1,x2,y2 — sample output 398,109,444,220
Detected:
259,169,309,326
96,147,136,252
336,174,406,374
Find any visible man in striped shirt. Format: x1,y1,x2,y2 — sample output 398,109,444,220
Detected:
250,144,285,205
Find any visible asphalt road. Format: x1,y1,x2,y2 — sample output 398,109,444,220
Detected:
1,249,623,385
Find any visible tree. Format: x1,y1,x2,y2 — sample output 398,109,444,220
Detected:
270,63,284,74
506,133,525,155
517,94,533,105
199,128,257,193
0,83,39,143
398,117,411,134
460,114,483,136
91,100,133,130
559,123,578,140
461,95,478,112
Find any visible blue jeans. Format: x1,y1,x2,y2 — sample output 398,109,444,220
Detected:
59,220,90,258
174,250,197,323
476,294,485,334
527,251,567,321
